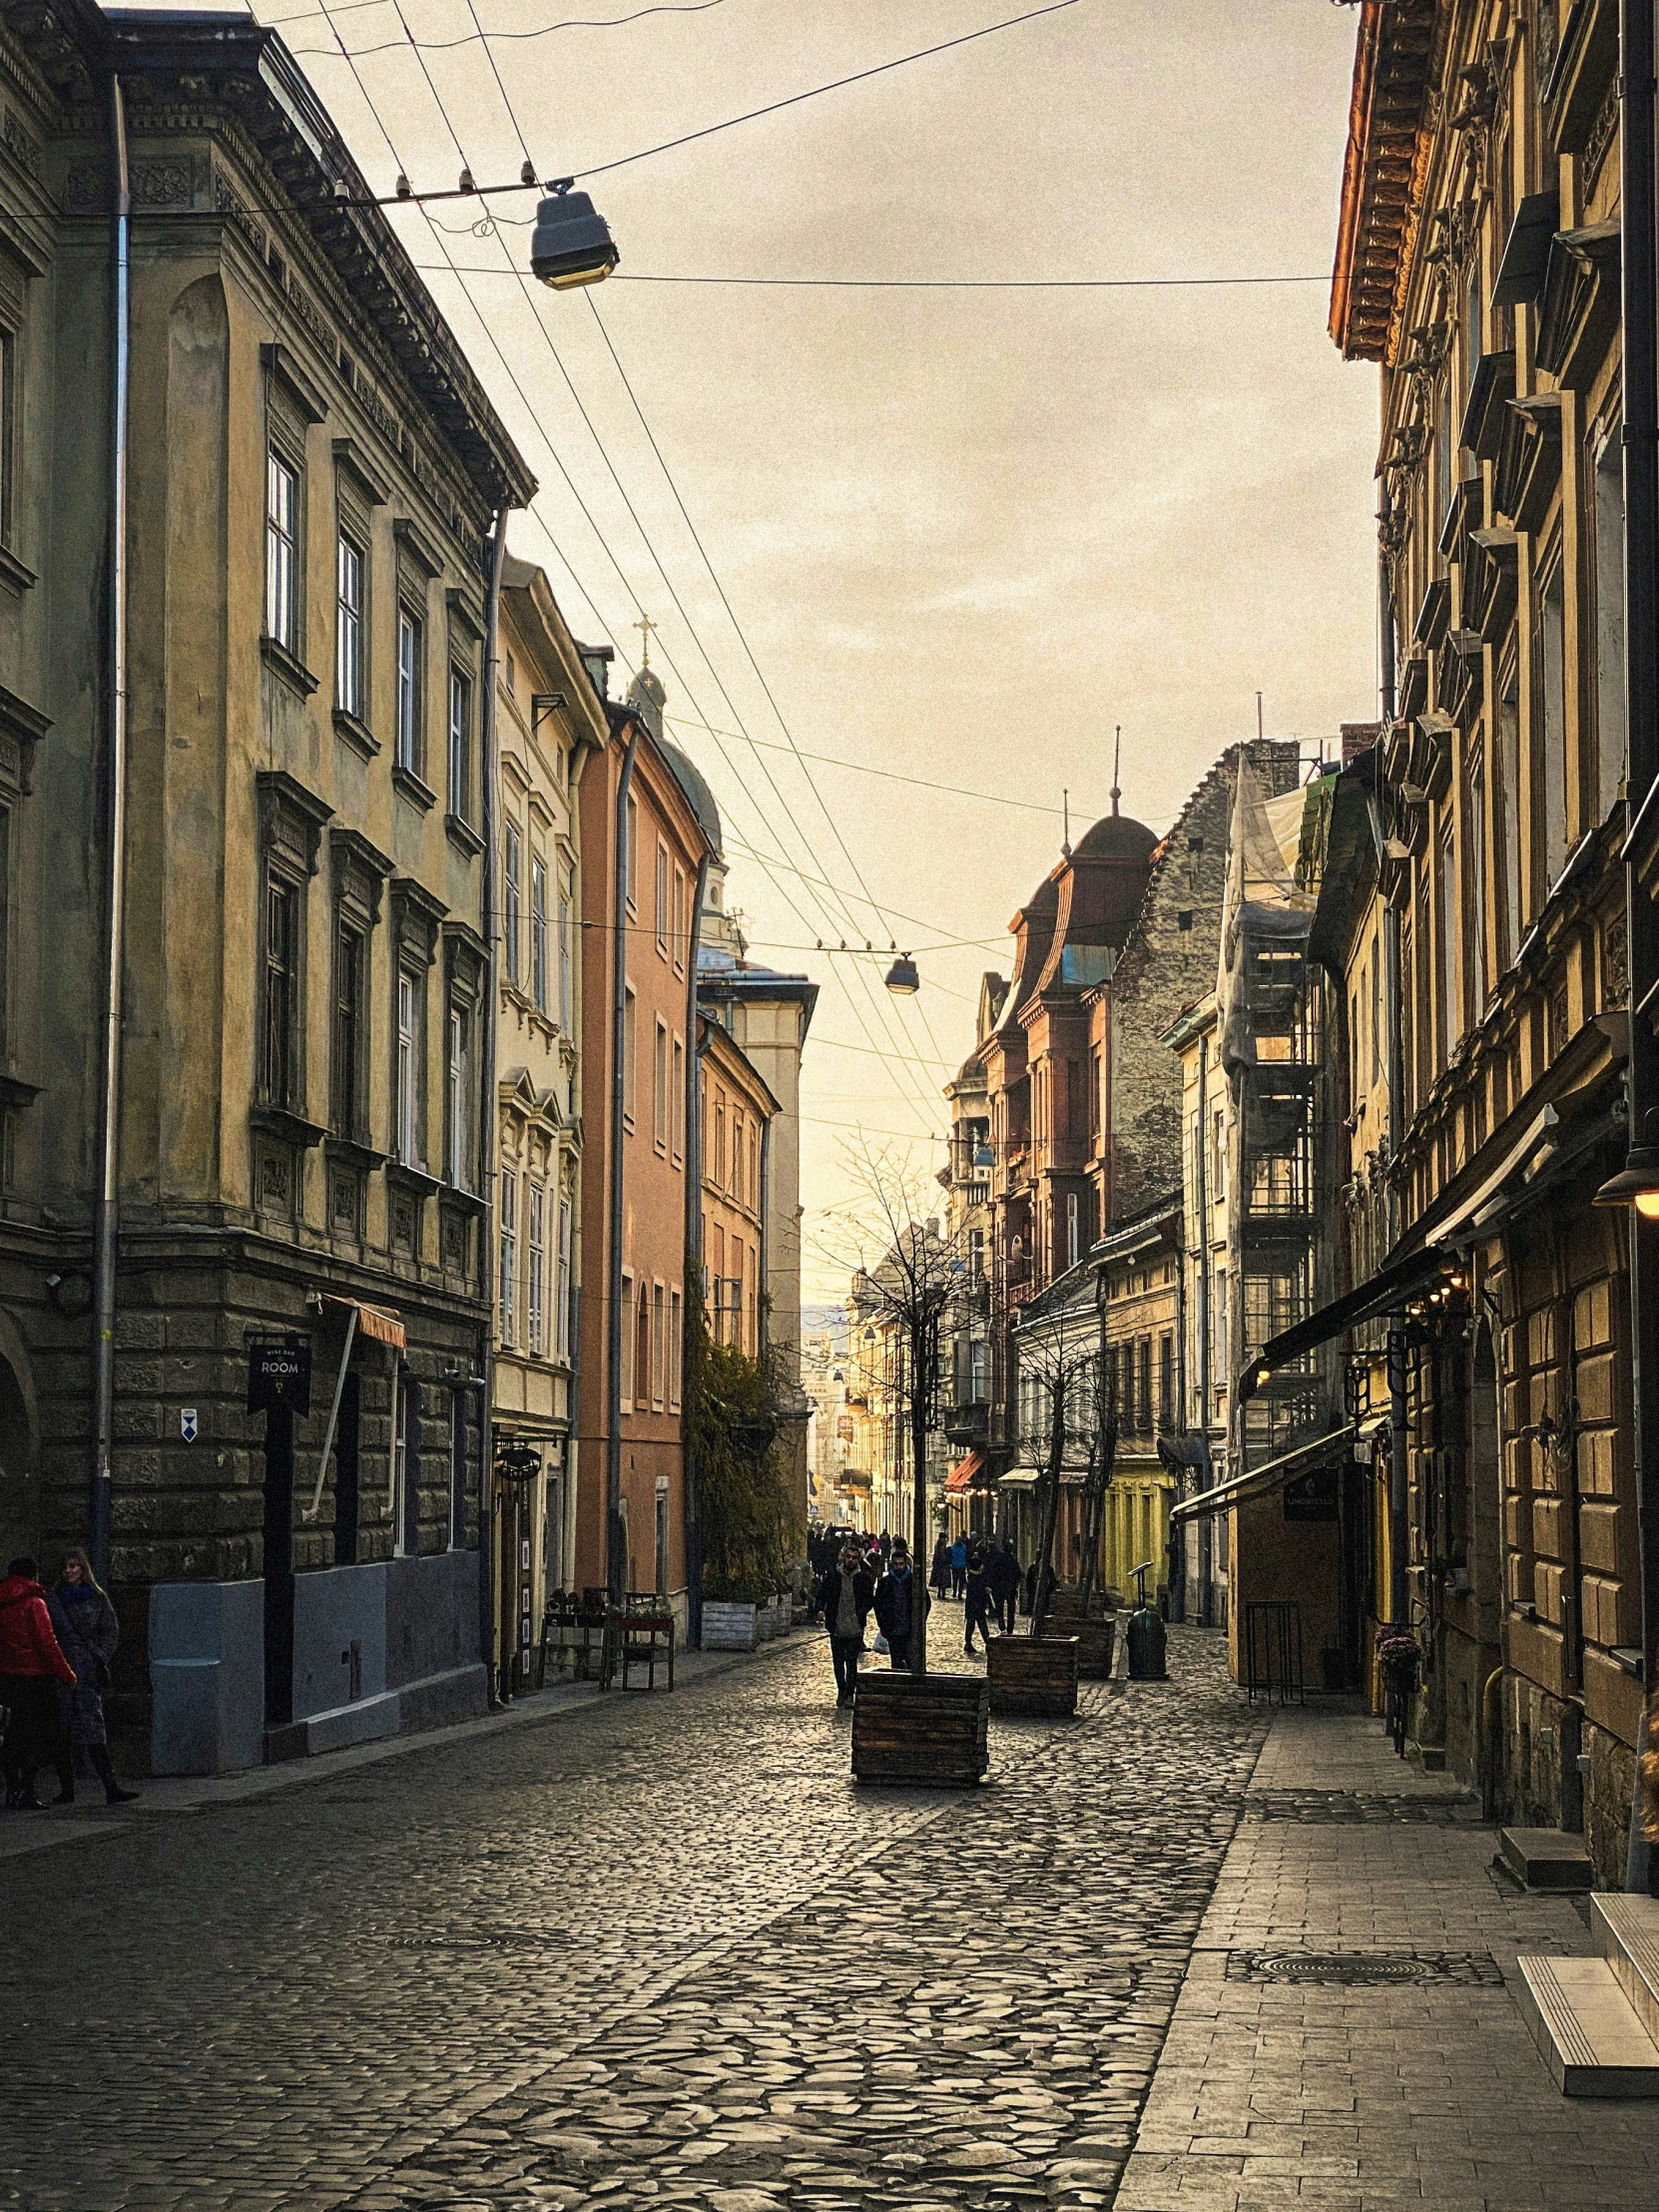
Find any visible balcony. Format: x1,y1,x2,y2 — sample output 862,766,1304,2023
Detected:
944,1398,989,1449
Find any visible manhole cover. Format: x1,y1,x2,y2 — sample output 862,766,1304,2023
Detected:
1228,1949,1503,1986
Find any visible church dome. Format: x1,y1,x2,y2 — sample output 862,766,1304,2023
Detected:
1072,812,1158,862
658,735,724,861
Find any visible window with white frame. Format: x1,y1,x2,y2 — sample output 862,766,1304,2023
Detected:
624,986,637,1125
671,1035,685,1162
672,865,687,976
531,853,548,1012
336,532,364,718
528,1183,545,1357
396,606,423,772
558,871,573,1026
654,1018,669,1152
669,1287,683,1407
556,1193,572,1358
447,1001,471,1187
499,1167,518,1344
625,794,639,910
620,1270,635,1402
395,967,419,1164
448,669,471,823
652,1282,666,1409
655,840,669,956
266,449,298,649
504,820,522,985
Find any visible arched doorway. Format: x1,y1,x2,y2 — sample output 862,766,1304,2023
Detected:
0,1347,39,1568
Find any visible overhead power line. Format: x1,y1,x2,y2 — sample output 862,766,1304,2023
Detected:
293,0,1087,202
316,0,962,1136
281,0,730,50
419,262,1331,289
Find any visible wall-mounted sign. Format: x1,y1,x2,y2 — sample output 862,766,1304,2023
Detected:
248,1336,312,1416
180,1408,199,1443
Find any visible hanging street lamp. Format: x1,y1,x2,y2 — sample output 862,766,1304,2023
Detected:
530,180,620,290
884,952,920,995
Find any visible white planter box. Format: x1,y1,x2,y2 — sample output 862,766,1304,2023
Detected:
702,1600,758,1651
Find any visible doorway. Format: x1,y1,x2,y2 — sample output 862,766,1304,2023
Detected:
0,1351,38,1568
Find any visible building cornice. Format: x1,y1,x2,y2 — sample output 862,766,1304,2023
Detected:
1331,0,1443,364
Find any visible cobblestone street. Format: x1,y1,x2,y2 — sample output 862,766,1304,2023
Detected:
0,1623,1263,2212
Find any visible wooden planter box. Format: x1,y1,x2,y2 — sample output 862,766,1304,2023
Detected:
1072,1616,1117,1680
986,1633,1080,1717
701,1600,758,1651
1047,1585,1112,1626
851,1670,990,1787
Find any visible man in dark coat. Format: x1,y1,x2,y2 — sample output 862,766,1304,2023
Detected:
990,1539,1021,1635
818,1542,875,1706
872,1542,930,1670
963,1543,994,1656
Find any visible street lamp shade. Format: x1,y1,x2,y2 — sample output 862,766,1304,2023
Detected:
884,953,920,994
1593,1141,1659,1216
530,182,620,290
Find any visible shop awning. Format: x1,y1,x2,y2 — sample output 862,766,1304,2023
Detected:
1170,1424,1357,1527
945,1451,983,1496
997,1466,1041,1490
1237,1245,1450,1403
321,1294,406,1349
838,1468,872,1493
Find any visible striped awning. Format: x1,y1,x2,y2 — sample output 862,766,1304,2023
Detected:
945,1451,983,1496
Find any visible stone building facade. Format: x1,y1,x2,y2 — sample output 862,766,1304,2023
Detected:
489,557,603,1694
0,7,536,1772
1327,0,1641,1879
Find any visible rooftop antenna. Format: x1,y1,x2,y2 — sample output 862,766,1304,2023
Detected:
1062,788,1071,857
1256,690,1264,746
1111,726,1122,818
633,613,658,669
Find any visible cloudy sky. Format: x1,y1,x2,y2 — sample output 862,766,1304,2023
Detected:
244,0,1381,1294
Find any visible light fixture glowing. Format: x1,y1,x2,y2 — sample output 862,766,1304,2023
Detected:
530,179,620,289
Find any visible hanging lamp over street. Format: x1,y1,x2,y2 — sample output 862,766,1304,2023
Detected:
530,179,620,290
1594,1108,1659,1216
884,952,920,994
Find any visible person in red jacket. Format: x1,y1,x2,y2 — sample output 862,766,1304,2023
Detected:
0,1555,75,1810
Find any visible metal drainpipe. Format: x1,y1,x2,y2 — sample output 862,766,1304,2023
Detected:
90,75,131,1585
1620,0,1659,1892
1363,781,1409,1631
477,517,509,1701
605,722,641,1608
1195,1032,1213,1626
680,855,710,1645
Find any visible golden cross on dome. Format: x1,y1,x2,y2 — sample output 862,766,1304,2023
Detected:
634,613,658,668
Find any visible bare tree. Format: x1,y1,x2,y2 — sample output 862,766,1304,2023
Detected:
1012,1313,1116,1635
816,1140,973,1678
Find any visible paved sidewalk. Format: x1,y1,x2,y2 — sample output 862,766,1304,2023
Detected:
1118,1701,1659,2211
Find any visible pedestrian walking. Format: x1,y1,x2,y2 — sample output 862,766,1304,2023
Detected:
0,1555,75,1810
48,1550,137,1808
873,1541,929,1670
929,1534,950,1601
949,1534,968,1600
818,1542,875,1707
963,1543,994,1656
991,1539,1021,1634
